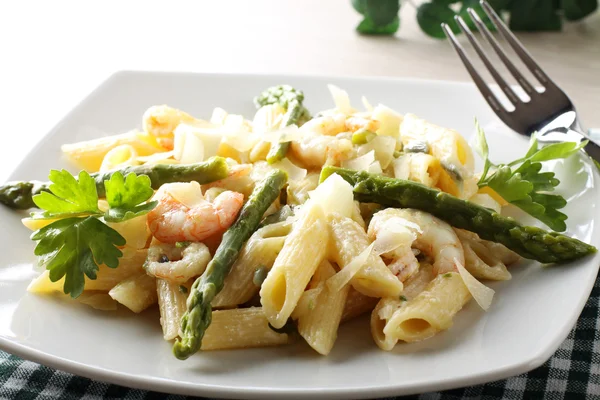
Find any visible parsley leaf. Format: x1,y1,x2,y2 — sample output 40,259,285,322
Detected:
32,216,125,298
32,170,101,218
30,169,157,297
104,172,157,222
354,0,401,35
475,122,583,232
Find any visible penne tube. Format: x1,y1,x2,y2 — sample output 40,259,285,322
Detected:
61,130,164,172
297,260,349,355
28,248,148,294
260,202,328,329
371,271,471,350
455,229,514,281
328,213,402,298
99,144,140,172
157,279,188,340
212,221,291,308
201,307,289,350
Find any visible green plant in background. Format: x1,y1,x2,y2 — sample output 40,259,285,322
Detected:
352,0,599,38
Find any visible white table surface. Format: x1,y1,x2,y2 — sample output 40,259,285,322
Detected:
1,0,599,184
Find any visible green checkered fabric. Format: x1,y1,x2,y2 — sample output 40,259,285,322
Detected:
2,275,599,400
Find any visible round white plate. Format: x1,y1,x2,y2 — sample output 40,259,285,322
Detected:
0,72,598,399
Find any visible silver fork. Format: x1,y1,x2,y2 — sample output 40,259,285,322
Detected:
442,0,600,162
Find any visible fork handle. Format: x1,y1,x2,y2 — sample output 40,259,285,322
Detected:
582,135,600,164
570,128,600,164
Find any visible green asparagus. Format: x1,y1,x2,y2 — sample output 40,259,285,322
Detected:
173,169,288,360
0,157,229,210
254,85,310,164
320,166,596,263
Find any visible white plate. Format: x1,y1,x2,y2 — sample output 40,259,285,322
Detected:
0,71,598,399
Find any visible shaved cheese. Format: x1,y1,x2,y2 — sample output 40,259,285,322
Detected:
327,84,354,115
173,126,205,164
164,182,205,208
361,96,374,112
326,243,374,293
468,193,501,213
308,173,354,217
173,123,223,161
456,258,494,310
219,113,259,152
261,124,303,143
359,135,397,169
368,160,383,175
252,104,285,133
210,107,228,125
372,104,403,137
342,150,375,171
271,158,307,182
137,150,175,164
372,217,421,256
393,155,411,180
222,132,259,153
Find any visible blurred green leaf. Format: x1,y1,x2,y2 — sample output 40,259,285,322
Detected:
364,0,400,26
562,0,598,20
352,0,367,14
357,16,400,34
417,2,460,38
509,1,562,31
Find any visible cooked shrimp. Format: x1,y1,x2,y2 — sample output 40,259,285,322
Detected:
290,135,354,168
147,183,244,243
368,208,464,275
345,116,380,133
142,105,196,137
300,114,347,136
145,242,211,283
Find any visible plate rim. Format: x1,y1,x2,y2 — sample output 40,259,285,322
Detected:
1,69,597,399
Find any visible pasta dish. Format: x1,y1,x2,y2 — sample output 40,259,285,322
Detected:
0,84,595,359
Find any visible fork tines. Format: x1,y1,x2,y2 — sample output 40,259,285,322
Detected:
441,0,558,115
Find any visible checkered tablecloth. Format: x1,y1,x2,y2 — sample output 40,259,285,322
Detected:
1,273,599,400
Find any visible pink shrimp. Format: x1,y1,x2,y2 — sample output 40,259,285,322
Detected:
147,183,244,243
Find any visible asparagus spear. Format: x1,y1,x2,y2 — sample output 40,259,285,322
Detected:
173,169,288,360
320,166,596,264
0,157,229,210
254,85,310,164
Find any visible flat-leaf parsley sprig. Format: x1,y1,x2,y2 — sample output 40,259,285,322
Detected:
30,170,157,298
473,120,586,232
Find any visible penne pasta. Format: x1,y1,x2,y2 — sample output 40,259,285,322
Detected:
297,260,349,355
28,248,148,294
157,279,188,340
212,221,291,308
61,130,164,172
328,213,402,298
99,144,140,172
201,307,289,350
372,270,471,350
106,214,151,250
455,229,516,281
260,202,328,329
109,274,158,313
